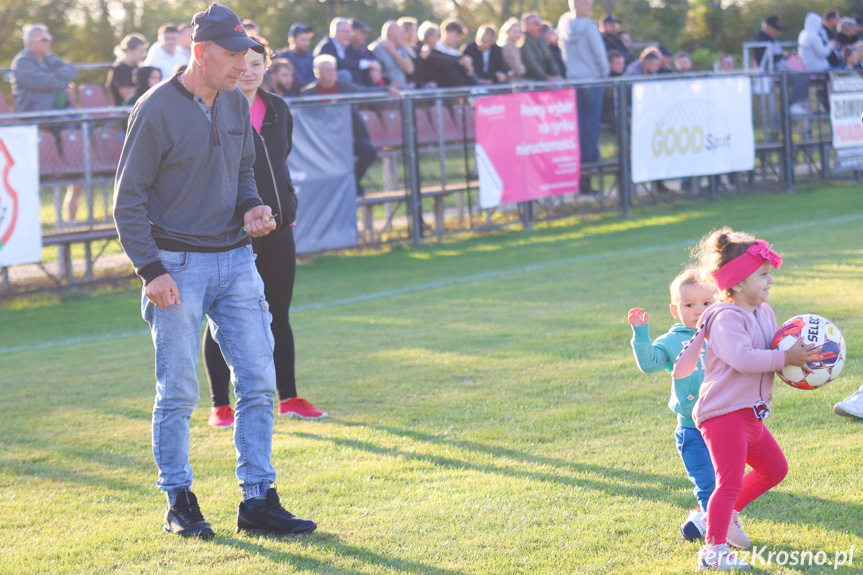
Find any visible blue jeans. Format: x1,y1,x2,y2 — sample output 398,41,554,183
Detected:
142,245,277,501
576,87,604,164
674,424,716,512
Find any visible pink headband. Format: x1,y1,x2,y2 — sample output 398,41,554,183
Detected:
711,239,782,291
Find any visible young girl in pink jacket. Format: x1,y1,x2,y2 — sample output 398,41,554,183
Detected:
674,228,818,571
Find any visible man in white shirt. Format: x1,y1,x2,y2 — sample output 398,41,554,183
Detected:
143,24,190,79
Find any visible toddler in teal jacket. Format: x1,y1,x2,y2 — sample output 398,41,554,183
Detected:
627,267,747,547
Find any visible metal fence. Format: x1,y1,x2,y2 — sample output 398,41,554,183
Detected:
0,69,850,296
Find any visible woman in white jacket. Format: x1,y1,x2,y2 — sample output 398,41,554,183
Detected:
797,12,833,72
790,12,835,114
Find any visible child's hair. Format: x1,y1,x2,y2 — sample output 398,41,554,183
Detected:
669,267,710,303
693,227,757,299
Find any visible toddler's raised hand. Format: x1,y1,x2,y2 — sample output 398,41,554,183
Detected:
628,308,649,327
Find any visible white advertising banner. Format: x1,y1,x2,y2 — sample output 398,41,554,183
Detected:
631,77,755,183
0,125,41,267
829,72,863,173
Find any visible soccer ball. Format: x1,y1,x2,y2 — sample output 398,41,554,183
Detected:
770,314,846,390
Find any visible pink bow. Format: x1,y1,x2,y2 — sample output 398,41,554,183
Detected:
748,240,783,270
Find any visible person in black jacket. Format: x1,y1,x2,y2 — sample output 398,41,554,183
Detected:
462,24,509,83
204,35,327,428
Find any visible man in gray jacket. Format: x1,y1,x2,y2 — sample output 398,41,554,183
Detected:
557,0,609,192
10,23,77,113
114,4,316,538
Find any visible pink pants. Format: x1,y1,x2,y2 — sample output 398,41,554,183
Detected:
699,408,788,544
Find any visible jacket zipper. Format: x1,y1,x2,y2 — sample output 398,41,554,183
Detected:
258,132,283,230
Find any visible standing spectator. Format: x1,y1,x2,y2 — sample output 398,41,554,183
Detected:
415,21,441,87
521,13,561,82
823,10,840,40
601,15,633,65
10,23,77,113
419,19,476,87
558,0,609,188
752,15,787,71
398,17,420,84
674,51,692,72
463,24,508,84
798,11,834,114
541,21,567,77
106,33,149,105
113,4,316,537
267,58,295,97
242,19,260,36
177,24,193,59
143,24,189,81
124,66,162,107
716,53,736,72
279,23,316,91
608,50,625,76
10,23,82,223
301,55,378,197
315,18,381,85
205,33,325,428
499,18,526,82
370,20,416,88
656,45,673,73
624,47,661,76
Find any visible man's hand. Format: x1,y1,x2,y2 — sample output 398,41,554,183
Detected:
628,307,648,327
495,71,507,83
145,273,181,309
244,205,277,237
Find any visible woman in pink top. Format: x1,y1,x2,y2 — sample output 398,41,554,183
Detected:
674,228,818,571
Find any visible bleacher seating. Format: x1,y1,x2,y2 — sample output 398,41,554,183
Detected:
380,108,404,147
429,105,463,143
91,127,123,174
77,84,109,109
414,106,439,146
38,131,68,178
359,109,392,148
58,129,86,172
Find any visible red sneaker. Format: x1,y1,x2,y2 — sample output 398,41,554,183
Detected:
278,397,328,419
208,405,235,429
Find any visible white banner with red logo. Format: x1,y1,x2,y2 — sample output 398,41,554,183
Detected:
630,77,755,183
829,72,863,172
0,125,41,266
475,89,580,209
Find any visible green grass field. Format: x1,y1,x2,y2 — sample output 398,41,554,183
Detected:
2,185,863,574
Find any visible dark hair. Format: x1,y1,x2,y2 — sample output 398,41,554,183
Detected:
159,24,179,36
441,18,464,35
824,10,840,21
247,31,273,67
607,50,623,60
640,46,660,62
269,57,293,74
693,227,757,298
119,33,147,52
126,66,162,106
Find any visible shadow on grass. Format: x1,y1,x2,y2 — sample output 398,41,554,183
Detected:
211,531,469,575
300,420,863,540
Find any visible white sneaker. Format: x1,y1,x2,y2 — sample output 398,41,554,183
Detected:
698,543,752,571
834,389,863,419
789,102,808,116
726,511,751,549
681,508,706,541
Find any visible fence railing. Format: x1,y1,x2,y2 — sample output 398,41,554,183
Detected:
0,69,850,296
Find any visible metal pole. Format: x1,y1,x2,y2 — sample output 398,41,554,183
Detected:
780,72,795,193
402,95,423,245
616,81,631,217
82,121,94,228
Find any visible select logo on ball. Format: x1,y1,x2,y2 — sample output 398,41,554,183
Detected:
770,314,846,390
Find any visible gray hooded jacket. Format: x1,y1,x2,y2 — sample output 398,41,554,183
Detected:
556,12,609,80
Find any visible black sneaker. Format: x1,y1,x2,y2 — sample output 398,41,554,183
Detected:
237,487,317,535
163,489,215,538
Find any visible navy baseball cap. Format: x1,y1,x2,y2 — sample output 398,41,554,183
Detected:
289,23,313,37
764,15,782,30
191,4,264,53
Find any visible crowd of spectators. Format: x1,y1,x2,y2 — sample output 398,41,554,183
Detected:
9,4,863,202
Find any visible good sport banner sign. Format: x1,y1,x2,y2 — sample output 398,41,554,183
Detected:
475,89,580,209
828,72,863,173
0,125,41,267
631,76,755,183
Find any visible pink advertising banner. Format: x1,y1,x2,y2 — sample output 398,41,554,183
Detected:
475,89,580,209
